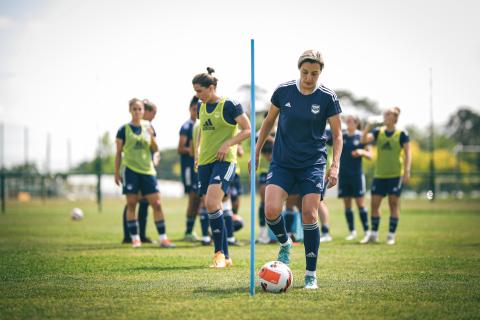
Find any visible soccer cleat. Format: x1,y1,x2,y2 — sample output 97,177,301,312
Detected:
132,238,142,248
140,237,153,243
227,239,243,246
320,234,333,243
159,239,176,248
209,251,226,268
360,231,378,244
256,229,270,244
277,238,292,265
345,230,357,241
304,275,318,289
183,232,199,242
386,233,396,245
225,257,233,267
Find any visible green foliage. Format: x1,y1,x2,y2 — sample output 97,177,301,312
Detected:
0,198,479,319
446,107,480,145
157,148,181,180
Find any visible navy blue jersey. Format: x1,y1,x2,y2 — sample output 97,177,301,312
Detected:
372,128,410,146
270,80,342,169
197,99,244,125
116,123,156,143
179,119,195,168
339,130,365,177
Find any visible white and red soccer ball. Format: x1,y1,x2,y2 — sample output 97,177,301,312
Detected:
258,261,293,293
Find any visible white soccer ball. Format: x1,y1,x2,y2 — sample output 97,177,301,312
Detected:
71,208,84,221
258,261,293,293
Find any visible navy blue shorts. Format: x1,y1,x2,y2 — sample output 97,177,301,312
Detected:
338,174,366,198
122,166,159,196
191,171,199,194
181,164,197,194
198,161,236,197
371,177,403,197
229,173,242,200
259,172,268,185
266,162,326,198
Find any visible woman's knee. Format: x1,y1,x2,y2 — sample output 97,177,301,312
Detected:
264,202,283,220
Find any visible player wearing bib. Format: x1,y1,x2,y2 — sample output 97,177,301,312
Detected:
360,107,411,245
329,115,372,241
114,98,175,249
178,96,202,241
252,50,343,289
120,99,158,244
193,67,251,268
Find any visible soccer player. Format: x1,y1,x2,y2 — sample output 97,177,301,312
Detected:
360,107,411,245
335,115,372,241
178,96,201,241
115,98,175,248
121,99,159,244
193,67,251,268
224,146,244,246
257,137,274,244
191,119,211,246
252,50,343,289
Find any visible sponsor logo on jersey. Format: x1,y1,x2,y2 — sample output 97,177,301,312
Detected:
203,119,215,131
134,140,148,149
381,141,392,150
267,172,273,180
311,104,320,114
214,175,221,181
285,102,292,108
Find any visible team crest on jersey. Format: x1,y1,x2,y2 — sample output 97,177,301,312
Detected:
311,104,320,114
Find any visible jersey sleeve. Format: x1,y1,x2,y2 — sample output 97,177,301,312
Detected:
116,125,126,143
224,100,244,125
270,87,282,108
326,95,342,118
400,130,410,146
371,127,380,142
179,122,189,136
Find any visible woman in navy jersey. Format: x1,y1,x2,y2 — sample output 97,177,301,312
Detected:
252,50,343,289
178,96,201,241
337,115,372,242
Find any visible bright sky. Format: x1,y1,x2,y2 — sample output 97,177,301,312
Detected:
1,0,479,171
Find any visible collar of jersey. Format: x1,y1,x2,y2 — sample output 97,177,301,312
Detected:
295,79,320,96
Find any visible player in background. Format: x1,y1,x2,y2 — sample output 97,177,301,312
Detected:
178,96,201,241
121,100,159,244
327,115,372,241
252,50,343,289
191,120,211,246
257,134,274,244
223,146,244,246
360,107,411,245
193,67,251,268
115,98,175,248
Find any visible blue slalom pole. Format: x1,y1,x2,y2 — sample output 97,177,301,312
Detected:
249,38,256,297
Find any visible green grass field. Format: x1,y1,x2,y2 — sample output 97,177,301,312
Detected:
1,196,479,319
